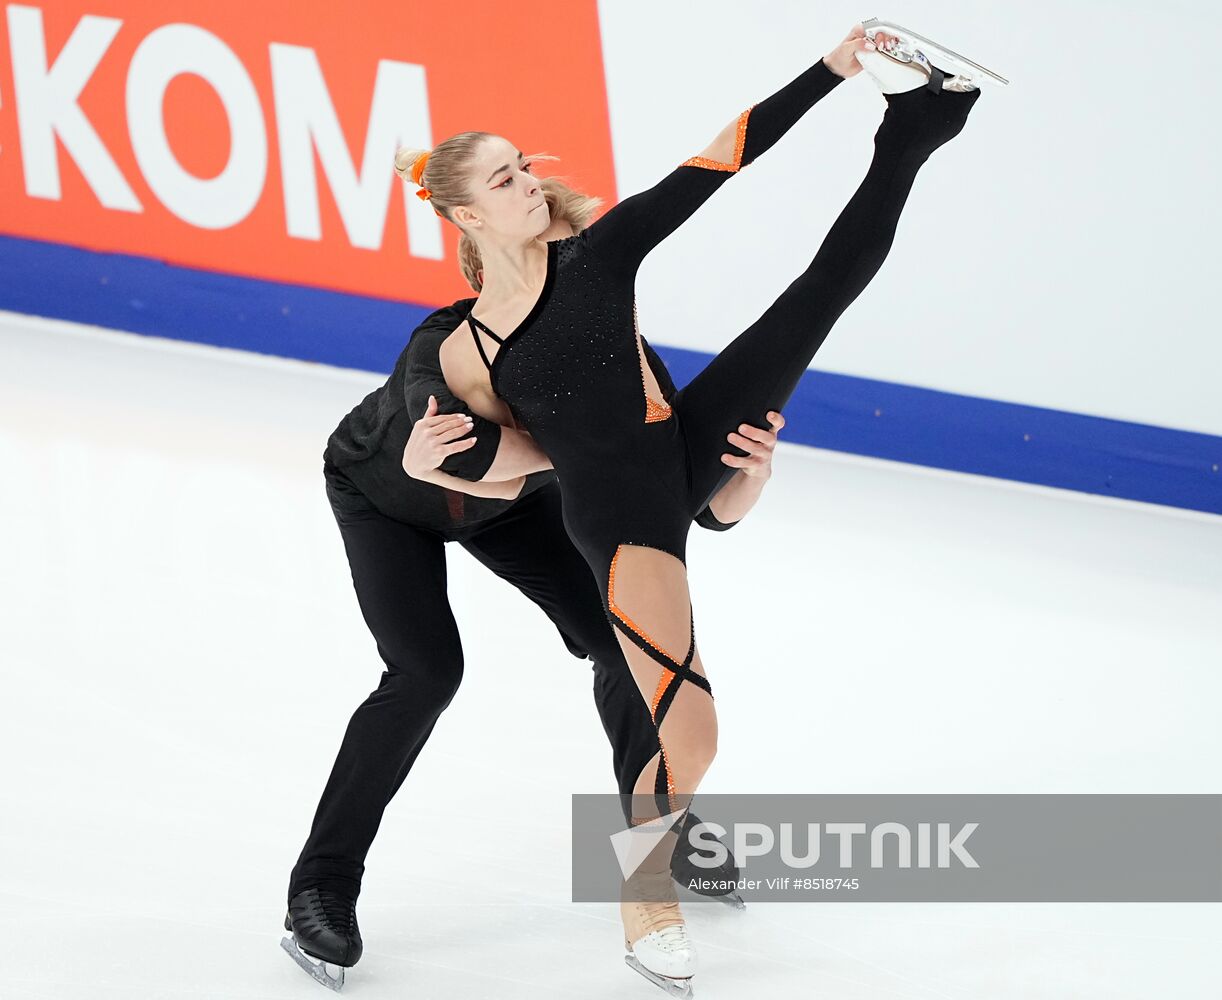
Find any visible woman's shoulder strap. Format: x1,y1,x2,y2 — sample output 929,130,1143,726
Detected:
465,310,503,370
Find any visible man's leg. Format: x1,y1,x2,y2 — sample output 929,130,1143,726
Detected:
288,477,465,903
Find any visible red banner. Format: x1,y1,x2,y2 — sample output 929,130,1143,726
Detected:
0,1,616,304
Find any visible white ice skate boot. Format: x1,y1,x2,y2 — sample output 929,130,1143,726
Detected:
623,898,697,998
622,851,697,997
856,17,1009,94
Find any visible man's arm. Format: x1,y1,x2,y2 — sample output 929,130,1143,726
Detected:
698,469,769,529
401,306,552,482
481,426,552,481
402,394,543,499
695,411,786,530
404,375,550,483
421,466,528,501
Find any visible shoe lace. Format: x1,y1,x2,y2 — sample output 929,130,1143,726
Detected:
312,890,357,936
631,896,686,939
650,922,693,954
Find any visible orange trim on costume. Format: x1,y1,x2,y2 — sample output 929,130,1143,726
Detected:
607,543,685,816
633,299,672,424
679,105,755,172
657,741,677,805
650,669,675,720
645,397,672,423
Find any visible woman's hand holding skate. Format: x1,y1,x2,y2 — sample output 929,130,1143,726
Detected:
823,24,899,79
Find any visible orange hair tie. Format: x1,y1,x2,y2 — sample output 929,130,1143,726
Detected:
411,151,432,200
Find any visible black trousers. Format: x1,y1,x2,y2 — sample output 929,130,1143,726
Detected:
287,470,657,903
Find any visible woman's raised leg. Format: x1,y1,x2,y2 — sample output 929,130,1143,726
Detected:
676,84,982,509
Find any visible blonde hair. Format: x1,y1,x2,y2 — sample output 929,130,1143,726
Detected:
394,136,603,293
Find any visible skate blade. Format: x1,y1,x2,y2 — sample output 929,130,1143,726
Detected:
862,16,1010,86
280,936,346,992
719,891,746,911
624,954,694,998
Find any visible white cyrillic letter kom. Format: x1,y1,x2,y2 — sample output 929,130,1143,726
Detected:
269,45,441,257
127,24,266,229
7,4,140,209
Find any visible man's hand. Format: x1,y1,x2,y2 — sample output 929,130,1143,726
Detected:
402,394,476,479
703,410,785,527
721,411,785,479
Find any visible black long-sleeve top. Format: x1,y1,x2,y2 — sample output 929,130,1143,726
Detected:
322,298,733,533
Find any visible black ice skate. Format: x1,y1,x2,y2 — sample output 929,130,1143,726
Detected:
280,886,363,991
671,810,746,910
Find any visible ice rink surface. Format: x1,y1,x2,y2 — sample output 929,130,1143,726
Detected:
2,311,1220,999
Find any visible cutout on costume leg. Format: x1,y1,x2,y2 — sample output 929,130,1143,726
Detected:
608,544,694,666
606,544,715,815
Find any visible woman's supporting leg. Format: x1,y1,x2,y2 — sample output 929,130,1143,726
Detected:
599,542,710,983
457,483,663,821
676,85,982,508
287,479,465,905
602,543,717,824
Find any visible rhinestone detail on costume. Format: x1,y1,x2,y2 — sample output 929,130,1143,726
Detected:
679,104,756,172
651,668,674,718
634,299,672,424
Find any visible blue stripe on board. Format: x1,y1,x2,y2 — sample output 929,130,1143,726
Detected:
3,232,1220,515
655,347,1222,516
0,233,431,373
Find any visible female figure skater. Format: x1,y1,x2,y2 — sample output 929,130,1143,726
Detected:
398,20,991,995
281,177,782,991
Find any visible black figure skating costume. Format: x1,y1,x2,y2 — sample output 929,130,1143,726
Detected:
284,306,751,979
290,305,741,894
465,57,981,809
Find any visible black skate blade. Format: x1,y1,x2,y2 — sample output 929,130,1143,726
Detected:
624,953,694,998
281,936,346,991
